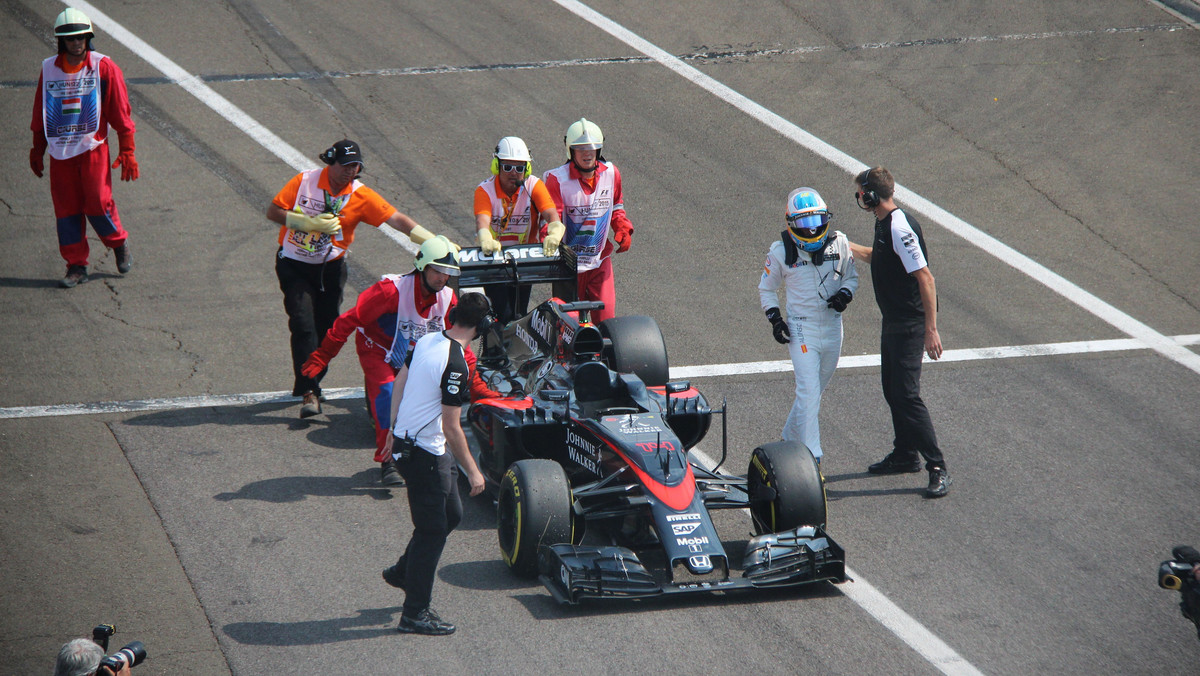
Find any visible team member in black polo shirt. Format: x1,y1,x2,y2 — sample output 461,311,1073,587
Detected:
847,167,951,498
379,293,490,635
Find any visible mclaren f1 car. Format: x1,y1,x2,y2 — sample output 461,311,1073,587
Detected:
457,244,847,604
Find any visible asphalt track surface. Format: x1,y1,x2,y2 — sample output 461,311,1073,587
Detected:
2,1,1199,674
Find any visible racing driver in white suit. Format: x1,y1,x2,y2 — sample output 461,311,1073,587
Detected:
759,187,858,464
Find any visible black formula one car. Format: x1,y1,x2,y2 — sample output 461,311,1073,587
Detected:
458,244,846,604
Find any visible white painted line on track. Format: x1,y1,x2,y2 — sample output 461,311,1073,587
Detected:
549,0,1200,380
673,333,1200,379
7,333,1195,420
5,23,1180,90
64,1,421,255
836,566,986,675
686,446,985,676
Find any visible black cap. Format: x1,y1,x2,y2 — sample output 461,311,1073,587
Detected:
320,140,363,167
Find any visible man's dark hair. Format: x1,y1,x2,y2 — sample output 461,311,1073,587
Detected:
857,166,895,200
453,292,492,329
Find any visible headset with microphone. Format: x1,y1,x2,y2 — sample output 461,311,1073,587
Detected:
858,172,881,209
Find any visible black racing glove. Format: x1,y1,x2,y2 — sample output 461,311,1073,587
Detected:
826,288,853,313
765,308,790,344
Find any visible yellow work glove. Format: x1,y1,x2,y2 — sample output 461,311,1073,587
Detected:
407,224,459,251
543,221,565,256
477,229,501,254
286,209,342,234
407,224,435,245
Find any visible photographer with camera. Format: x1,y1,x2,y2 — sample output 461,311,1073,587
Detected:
1159,545,1200,641
55,624,144,676
53,638,132,676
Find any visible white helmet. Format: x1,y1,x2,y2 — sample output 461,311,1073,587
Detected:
54,8,93,38
491,136,532,177
564,118,604,151
494,136,531,163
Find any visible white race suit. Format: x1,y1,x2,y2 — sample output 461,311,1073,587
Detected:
758,231,858,460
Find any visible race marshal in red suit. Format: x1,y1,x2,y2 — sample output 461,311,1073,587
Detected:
30,8,138,288
542,118,633,324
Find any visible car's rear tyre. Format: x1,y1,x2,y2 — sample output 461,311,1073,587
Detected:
599,315,669,387
748,441,827,534
497,459,574,577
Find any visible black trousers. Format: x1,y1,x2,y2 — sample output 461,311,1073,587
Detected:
394,445,463,616
880,322,945,470
275,252,346,397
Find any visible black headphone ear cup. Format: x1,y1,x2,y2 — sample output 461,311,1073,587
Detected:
321,146,337,165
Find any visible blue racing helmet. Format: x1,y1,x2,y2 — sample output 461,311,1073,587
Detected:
785,187,831,252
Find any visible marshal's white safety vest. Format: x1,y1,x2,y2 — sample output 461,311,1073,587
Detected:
543,163,619,271
279,168,362,263
478,175,542,245
40,52,105,160
369,272,454,367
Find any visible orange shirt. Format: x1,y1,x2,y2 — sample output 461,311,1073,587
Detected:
273,167,396,252
473,176,556,220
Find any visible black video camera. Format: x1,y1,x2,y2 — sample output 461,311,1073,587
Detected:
1158,545,1200,642
91,624,147,672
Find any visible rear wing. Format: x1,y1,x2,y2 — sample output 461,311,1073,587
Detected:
456,244,577,287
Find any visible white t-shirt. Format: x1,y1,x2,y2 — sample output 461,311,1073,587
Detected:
391,331,469,455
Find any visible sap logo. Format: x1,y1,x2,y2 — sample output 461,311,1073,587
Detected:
665,513,701,522
671,523,700,536
676,536,709,547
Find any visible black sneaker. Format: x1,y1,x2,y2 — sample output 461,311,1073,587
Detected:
867,452,922,474
397,608,455,636
114,244,131,273
925,468,952,498
60,266,89,288
381,564,406,590
380,461,404,486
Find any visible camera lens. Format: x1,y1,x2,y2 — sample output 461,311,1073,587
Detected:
100,641,146,669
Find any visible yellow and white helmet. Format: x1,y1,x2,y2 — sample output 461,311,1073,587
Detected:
564,118,604,151
54,8,93,38
414,235,460,277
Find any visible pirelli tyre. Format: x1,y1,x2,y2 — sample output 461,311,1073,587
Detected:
599,315,669,387
497,459,574,577
747,441,827,535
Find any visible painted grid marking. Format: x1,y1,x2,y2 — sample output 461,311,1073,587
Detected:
5,334,1195,419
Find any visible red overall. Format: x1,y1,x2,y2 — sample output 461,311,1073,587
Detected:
32,52,135,269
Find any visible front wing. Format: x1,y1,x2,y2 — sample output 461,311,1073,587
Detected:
538,525,846,604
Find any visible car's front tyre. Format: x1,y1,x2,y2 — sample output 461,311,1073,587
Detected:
497,459,574,577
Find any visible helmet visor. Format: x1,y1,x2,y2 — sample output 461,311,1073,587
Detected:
426,262,460,277
787,212,830,240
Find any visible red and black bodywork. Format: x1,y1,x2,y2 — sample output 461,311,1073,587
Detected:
461,245,846,604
